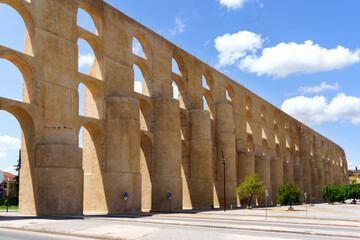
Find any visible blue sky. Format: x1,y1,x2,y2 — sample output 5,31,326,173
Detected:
0,0,359,175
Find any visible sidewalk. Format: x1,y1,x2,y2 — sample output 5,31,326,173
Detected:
0,203,359,239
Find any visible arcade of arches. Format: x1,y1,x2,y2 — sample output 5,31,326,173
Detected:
0,0,348,216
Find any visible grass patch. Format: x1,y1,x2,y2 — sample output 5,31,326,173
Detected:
0,206,18,210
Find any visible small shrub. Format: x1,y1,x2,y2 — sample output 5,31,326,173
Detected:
278,183,302,208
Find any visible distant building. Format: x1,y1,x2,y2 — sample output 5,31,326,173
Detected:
0,171,16,199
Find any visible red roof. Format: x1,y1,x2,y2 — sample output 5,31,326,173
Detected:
2,171,16,181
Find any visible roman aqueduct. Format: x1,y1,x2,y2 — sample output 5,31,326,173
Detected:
0,0,348,215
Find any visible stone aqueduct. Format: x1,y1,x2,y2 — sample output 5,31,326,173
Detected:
0,0,348,216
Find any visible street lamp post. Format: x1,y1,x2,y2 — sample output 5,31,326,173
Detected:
220,149,226,212
265,189,268,220
6,177,9,213
304,192,307,217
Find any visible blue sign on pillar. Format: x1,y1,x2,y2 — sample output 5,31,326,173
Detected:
124,192,128,201
0,188,3,198
168,192,172,200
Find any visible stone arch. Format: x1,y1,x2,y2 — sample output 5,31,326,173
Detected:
0,103,36,214
247,135,254,152
133,32,152,60
0,0,34,56
79,121,107,213
77,8,96,34
275,144,281,159
246,111,252,134
203,92,215,119
78,79,103,119
0,53,35,104
180,110,188,141
77,35,103,80
173,77,187,108
140,133,153,211
139,98,152,132
285,148,291,164
202,71,214,90
133,60,151,96
274,123,279,145
173,54,185,76
226,85,234,102
78,2,103,36
246,96,252,111
261,118,267,140
262,140,269,156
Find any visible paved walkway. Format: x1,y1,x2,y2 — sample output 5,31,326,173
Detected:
0,202,359,239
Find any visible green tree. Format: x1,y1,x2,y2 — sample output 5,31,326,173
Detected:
321,183,346,203
236,173,266,207
277,183,302,208
346,179,360,204
12,149,21,205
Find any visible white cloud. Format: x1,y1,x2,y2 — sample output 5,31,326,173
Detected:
0,135,21,160
281,93,360,126
219,0,250,10
134,81,142,93
215,31,263,66
298,82,339,94
78,53,95,68
170,18,185,35
239,40,360,78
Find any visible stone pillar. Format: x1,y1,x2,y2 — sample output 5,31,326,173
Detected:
35,145,84,216
293,163,304,194
299,128,312,197
283,162,294,185
152,97,182,210
314,137,323,200
216,103,237,206
255,154,271,205
238,151,256,181
105,97,141,213
270,156,283,204
323,158,329,186
28,0,85,216
188,109,213,209
238,151,255,206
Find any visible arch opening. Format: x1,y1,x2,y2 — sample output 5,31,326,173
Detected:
203,93,215,119
247,135,254,152
79,122,106,213
262,140,269,156
77,8,96,34
0,105,36,213
173,78,186,108
139,98,152,132
0,3,33,56
275,145,281,159
0,58,33,103
226,85,234,102
202,71,213,90
132,33,151,60
77,38,102,80
180,111,188,141
133,62,151,96
172,58,180,75
140,133,153,212
78,81,102,119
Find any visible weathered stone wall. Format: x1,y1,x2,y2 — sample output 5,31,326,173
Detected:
0,0,348,215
